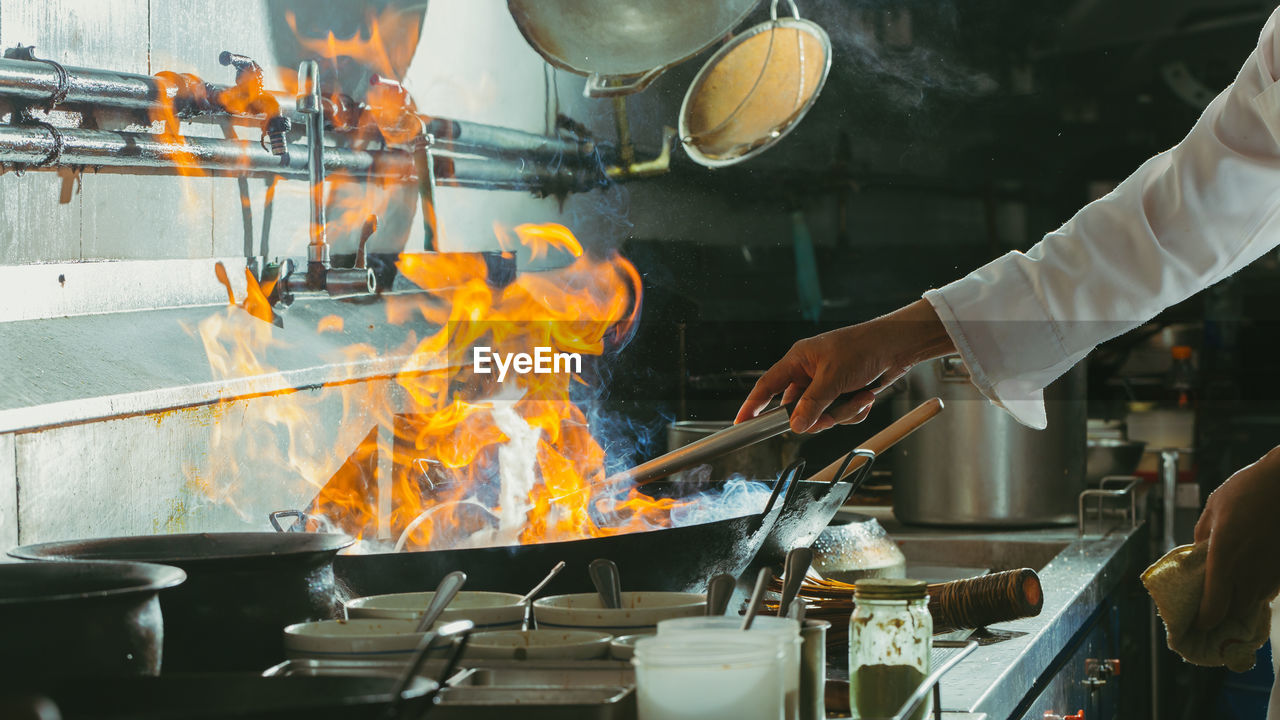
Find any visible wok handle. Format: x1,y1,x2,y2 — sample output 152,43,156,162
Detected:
806,397,944,484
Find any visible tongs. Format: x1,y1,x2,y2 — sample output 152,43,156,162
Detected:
601,404,793,487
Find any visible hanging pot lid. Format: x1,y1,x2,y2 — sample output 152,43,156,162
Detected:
507,0,760,97
679,0,832,167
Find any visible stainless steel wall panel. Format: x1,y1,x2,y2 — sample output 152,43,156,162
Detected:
0,0,149,73
81,173,215,259
0,433,16,552
0,171,82,264
12,388,378,542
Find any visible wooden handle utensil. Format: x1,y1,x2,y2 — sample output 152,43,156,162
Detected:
806,397,944,484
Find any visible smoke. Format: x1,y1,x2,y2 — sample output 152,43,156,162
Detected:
668,470,775,526
806,0,998,110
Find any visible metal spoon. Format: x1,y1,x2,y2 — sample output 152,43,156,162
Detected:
519,561,566,631
777,547,813,617
520,561,567,605
414,570,467,633
705,573,735,616
741,567,772,631
589,558,622,609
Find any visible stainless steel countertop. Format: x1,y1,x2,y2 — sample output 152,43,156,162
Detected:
841,505,1149,720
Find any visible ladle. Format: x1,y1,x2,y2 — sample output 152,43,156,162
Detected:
589,558,623,609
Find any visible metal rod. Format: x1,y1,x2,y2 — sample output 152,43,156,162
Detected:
297,60,329,285
612,96,635,167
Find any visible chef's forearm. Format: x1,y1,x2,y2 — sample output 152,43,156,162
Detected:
885,299,956,368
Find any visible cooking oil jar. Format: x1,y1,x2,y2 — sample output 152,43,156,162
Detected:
849,578,932,720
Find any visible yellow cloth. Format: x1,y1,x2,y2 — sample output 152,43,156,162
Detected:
1141,543,1272,673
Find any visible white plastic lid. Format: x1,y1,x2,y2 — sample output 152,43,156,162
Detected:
658,615,800,637
633,632,781,668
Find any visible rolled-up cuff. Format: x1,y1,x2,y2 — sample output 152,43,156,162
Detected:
923,276,1050,430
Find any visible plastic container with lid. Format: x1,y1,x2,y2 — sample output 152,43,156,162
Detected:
849,578,932,720
658,616,802,720
633,632,785,720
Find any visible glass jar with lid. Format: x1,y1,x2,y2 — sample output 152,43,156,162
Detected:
849,578,932,720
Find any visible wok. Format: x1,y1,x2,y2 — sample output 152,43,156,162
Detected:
0,560,186,678
330,461,803,598
294,399,942,600
10,532,352,673
508,0,760,96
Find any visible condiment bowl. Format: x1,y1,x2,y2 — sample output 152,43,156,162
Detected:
533,591,705,634
345,590,525,630
465,629,612,660
283,618,423,661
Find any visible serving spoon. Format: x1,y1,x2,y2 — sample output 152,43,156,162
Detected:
414,570,467,633
589,558,623,609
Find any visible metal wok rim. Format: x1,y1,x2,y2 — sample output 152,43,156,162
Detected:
0,559,187,605
10,531,354,564
679,15,832,168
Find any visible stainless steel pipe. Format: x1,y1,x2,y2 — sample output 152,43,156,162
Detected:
0,124,413,178
0,124,602,194
0,58,591,163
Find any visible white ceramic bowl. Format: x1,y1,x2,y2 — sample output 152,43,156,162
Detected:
533,591,705,634
465,629,612,660
283,618,423,662
609,633,649,660
345,590,525,630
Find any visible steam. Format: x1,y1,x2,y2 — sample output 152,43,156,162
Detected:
808,0,998,109
668,469,775,526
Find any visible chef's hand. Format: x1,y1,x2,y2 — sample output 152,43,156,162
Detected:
1194,446,1280,630
735,299,956,433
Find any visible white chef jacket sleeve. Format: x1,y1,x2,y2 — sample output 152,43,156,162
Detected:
923,6,1280,430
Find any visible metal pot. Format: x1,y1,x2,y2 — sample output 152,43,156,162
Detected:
892,356,1086,526
0,560,186,677
666,420,803,483
1086,438,1146,485
507,0,760,96
10,532,352,672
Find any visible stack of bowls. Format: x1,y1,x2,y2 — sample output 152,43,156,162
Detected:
532,591,705,635
346,590,526,630
284,590,526,662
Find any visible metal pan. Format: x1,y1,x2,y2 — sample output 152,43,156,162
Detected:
507,0,760,96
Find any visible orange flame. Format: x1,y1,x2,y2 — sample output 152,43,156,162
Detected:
182,8,681,552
